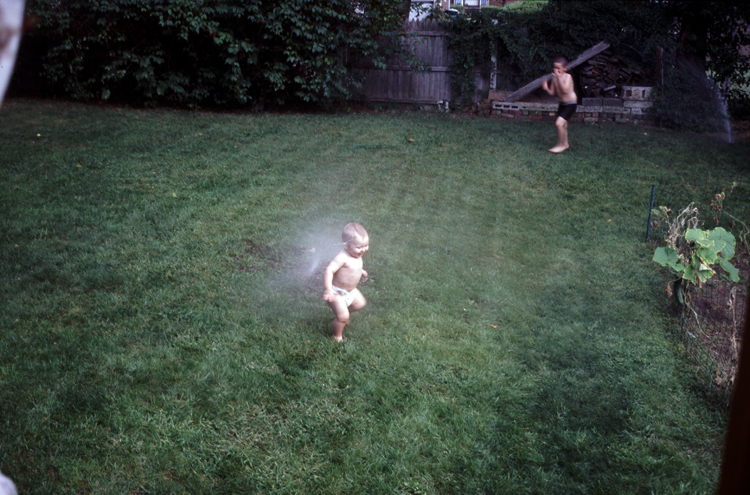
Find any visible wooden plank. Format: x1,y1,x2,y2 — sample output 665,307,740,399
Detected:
504,41,610,102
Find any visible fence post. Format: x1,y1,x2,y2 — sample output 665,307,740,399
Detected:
645,185,655,242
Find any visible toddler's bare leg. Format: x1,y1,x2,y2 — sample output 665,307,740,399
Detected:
328,296,350,342
332,318,346,342
549,117,570,153
348,289,366,313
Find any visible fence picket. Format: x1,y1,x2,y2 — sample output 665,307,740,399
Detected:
352,19,482,105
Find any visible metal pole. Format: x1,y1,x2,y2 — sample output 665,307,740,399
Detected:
645,185,655,242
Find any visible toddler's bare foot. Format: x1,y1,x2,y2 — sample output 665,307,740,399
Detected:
333,335,344,342
548,145,569,153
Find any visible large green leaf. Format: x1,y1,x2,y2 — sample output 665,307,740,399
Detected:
696,246,718,265
653,247,683,272
686,227,736,260
686,228,713,248
692,253,715,283
709,227,736,260
719,257,740,282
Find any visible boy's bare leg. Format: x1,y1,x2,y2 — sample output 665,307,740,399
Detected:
549,117,570,153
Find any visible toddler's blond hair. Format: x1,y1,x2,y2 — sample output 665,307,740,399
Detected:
342,223,368,244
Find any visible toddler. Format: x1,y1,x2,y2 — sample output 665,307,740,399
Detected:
323,223,369,342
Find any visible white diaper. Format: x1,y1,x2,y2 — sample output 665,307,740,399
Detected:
332,285,355,307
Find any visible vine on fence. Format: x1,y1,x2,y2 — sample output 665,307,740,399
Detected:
438,0,750,124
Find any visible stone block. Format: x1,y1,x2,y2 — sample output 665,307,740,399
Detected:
582,98,602,106
628,106,652,115
621,86,652,101
580,106,603,113
492,102,520,111
602,106,628,114
623,100,653,109
602,98,623,107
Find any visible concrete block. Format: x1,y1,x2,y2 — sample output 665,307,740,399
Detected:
492,102,513,111
628,106,652,115
580,106,603,113
621,86,653,101
582,98,602,106
623,100,653,109
528,104,558,113
602,98,623,107
602,106,628,114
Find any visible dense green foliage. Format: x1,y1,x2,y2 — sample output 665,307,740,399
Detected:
2,99,747,494
441,0,750,126
18,0,750,119
20,0,411,107
441,1,672,102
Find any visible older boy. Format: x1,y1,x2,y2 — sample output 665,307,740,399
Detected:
323,223,369,342
541,56,578,153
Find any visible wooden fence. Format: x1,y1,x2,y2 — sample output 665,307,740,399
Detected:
352,19,489,105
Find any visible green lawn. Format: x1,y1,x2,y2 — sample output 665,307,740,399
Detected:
1,99,747,494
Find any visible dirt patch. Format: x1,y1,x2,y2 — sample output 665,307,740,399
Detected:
236,239,314,275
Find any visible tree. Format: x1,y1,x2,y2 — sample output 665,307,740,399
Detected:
667,0,750,87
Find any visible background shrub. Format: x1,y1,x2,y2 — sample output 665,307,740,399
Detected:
17,0,412,108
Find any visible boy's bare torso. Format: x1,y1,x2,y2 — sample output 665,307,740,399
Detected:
549,63,576,104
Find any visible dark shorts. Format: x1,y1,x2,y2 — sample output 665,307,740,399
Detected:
557,102,578,121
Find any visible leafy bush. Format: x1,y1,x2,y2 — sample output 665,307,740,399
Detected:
501,0,547,14
20,0,412,107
